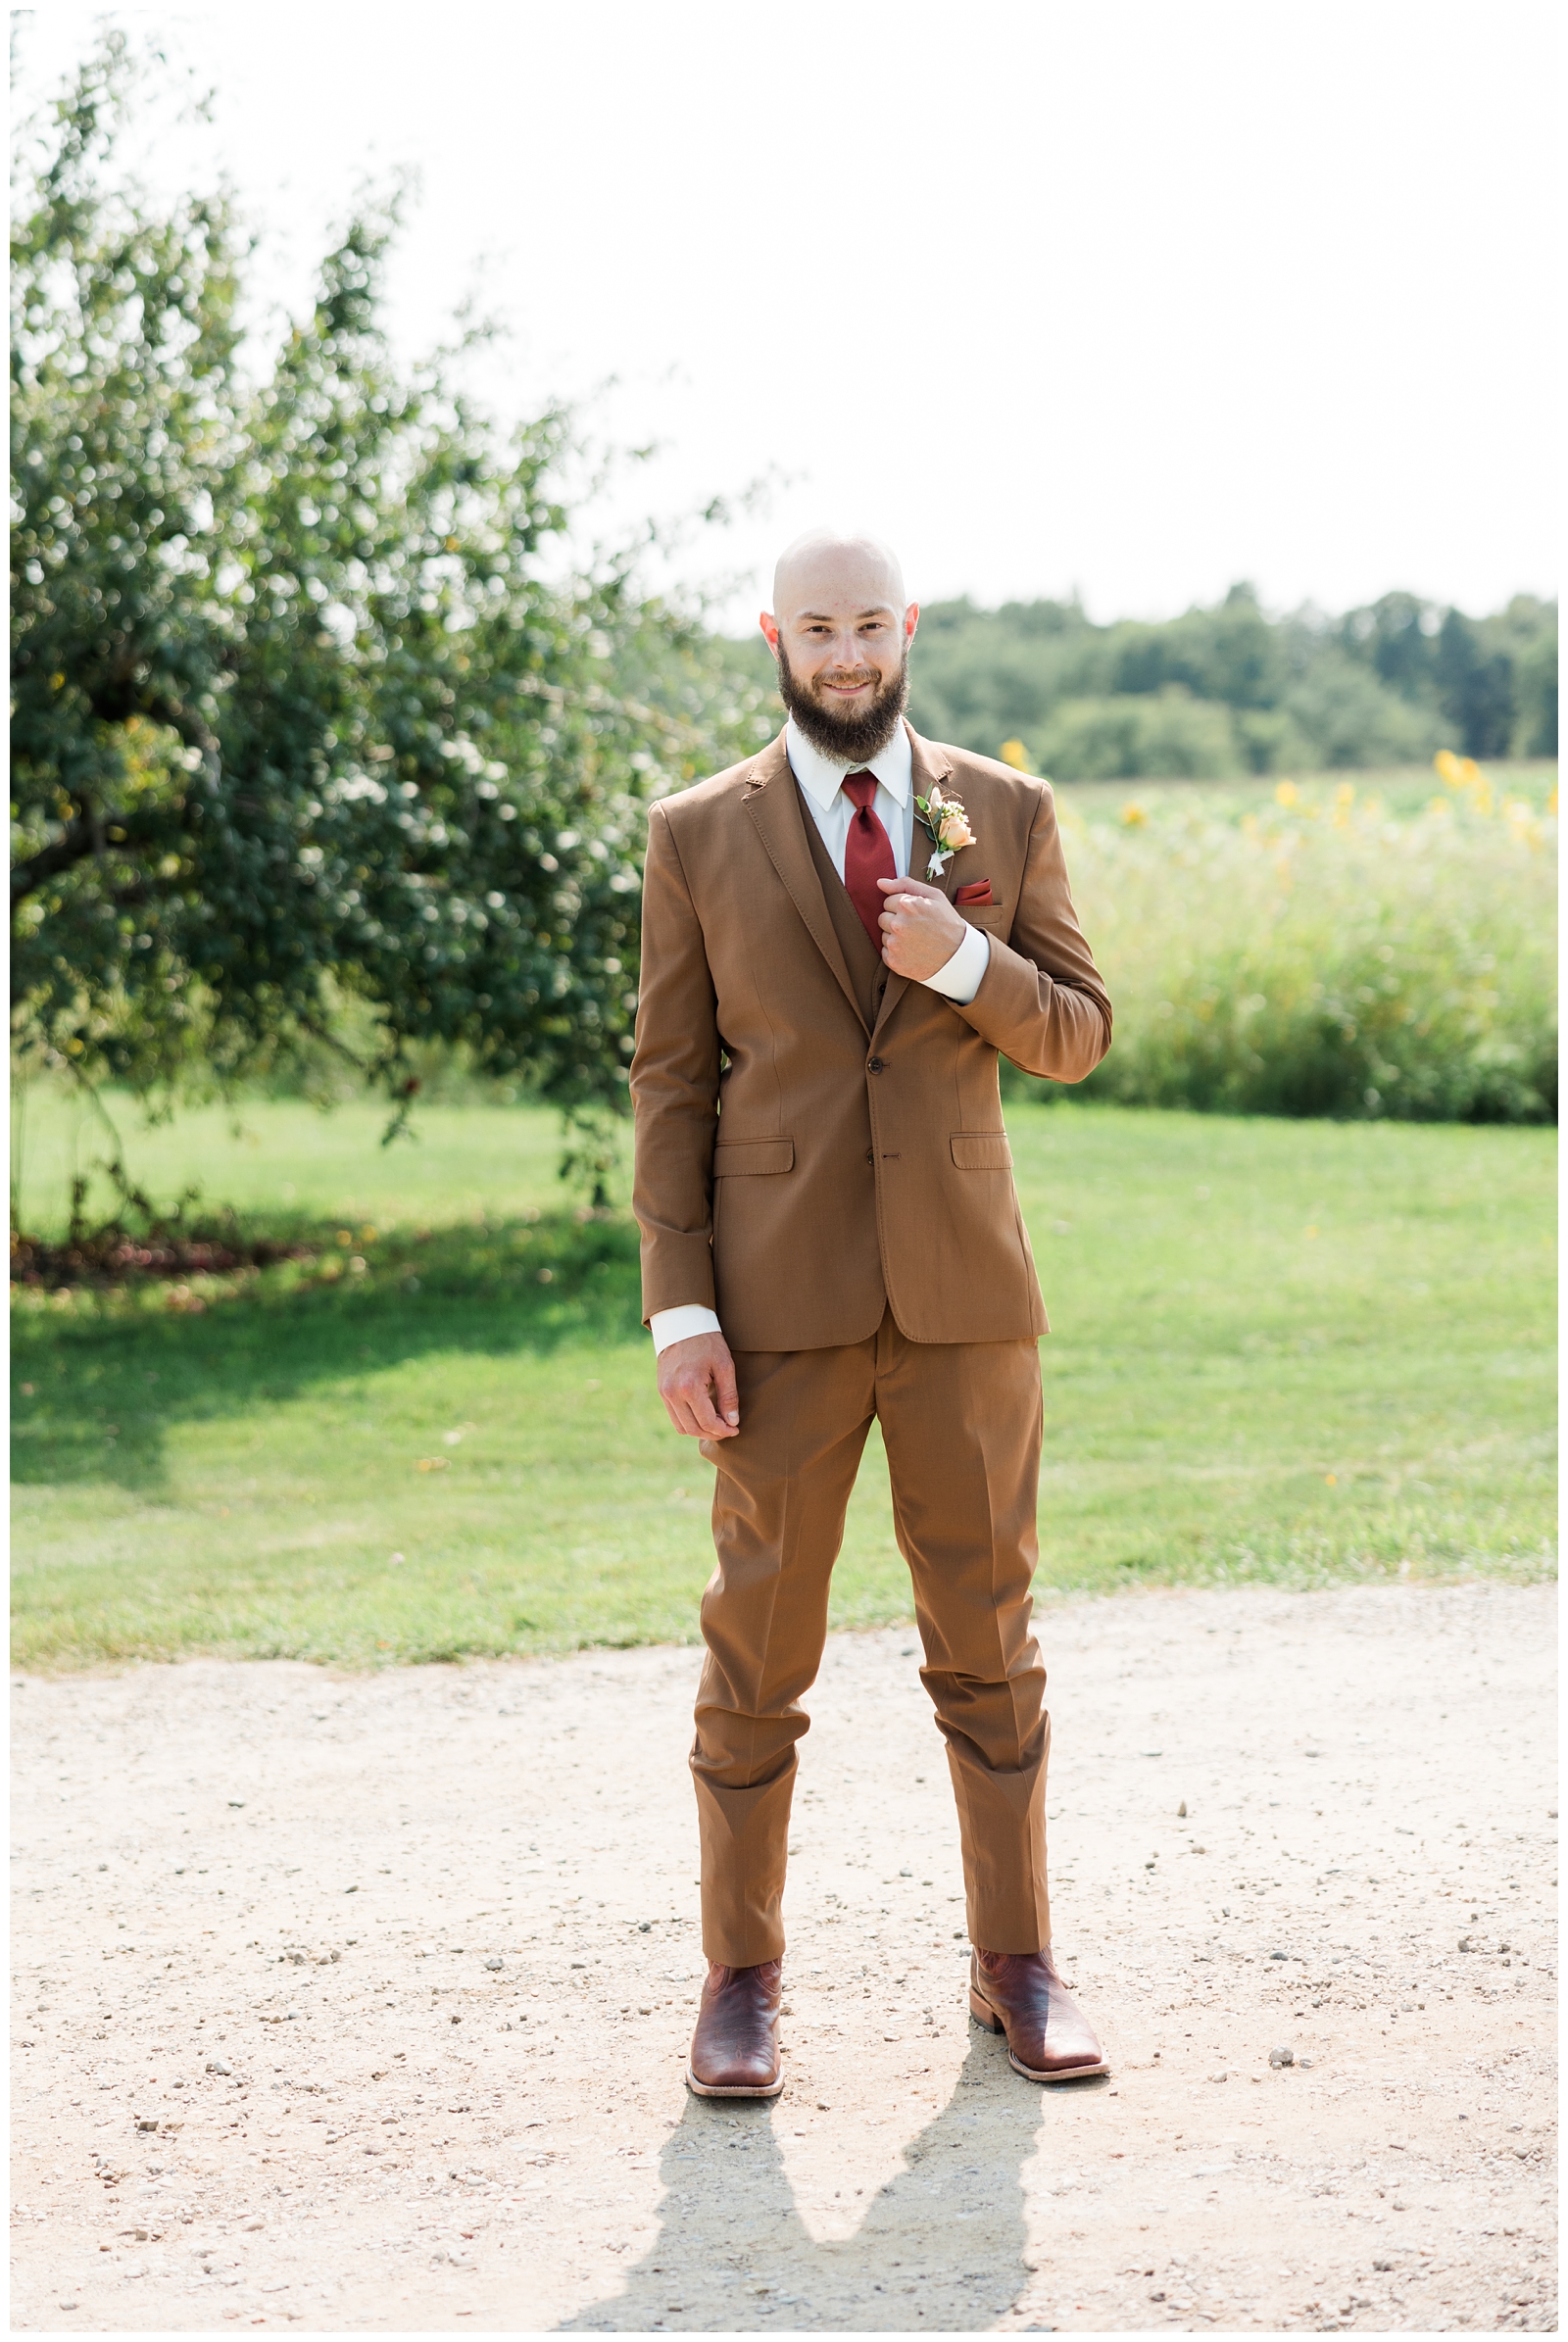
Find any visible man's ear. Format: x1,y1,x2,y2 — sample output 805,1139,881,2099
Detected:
759,611,780,653
904,602,920,643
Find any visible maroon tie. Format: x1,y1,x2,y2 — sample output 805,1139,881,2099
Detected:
841,771,896,948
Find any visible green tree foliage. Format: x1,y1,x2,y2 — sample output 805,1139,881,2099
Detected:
10,38,771,1131
903,583,1557,780
1336,592,1558,761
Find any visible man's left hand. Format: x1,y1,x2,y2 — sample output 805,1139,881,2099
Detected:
876,875,966,981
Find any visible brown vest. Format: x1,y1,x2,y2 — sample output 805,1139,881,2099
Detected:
793,781,889,1031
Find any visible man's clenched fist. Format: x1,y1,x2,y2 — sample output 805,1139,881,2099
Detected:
876,874,966,980
658,1331,741,1439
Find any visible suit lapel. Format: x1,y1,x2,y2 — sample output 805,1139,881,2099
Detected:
743,732,868,1031
871,725,956,1046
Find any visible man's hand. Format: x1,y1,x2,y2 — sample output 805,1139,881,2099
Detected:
876,874,966,980
658,1331,741,1439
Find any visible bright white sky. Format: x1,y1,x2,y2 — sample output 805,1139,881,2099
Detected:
13,1,1559,628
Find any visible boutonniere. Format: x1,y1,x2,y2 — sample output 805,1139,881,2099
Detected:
914,783,977,877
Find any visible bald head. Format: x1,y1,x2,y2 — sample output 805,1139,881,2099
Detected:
771,529,906,625
760,529,918,765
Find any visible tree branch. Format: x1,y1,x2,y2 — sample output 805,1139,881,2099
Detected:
293,1007,371,1074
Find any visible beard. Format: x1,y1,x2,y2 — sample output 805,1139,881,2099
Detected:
775,639,910,766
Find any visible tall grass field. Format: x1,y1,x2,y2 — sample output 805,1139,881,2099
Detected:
1053,756,1556,1122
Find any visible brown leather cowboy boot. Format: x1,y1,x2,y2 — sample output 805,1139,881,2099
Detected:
969,1949,1109,2080
686,1958,784,2097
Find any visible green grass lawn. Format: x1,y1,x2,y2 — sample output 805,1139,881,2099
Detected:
10,1096,1556,1671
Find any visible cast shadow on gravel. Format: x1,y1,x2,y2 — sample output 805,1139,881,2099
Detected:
560,2030,1102,2333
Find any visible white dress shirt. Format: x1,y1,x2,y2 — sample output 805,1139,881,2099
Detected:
650,720,992,1354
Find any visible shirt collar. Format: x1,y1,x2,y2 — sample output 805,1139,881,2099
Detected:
785,715,912,813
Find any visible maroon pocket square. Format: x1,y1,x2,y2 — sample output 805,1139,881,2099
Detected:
955,879,994,906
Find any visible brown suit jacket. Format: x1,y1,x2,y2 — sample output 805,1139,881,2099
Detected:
630,723,1112,1350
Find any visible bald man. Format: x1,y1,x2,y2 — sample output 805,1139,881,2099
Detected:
630,531,1114,2096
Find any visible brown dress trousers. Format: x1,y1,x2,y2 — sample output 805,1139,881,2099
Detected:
629,726,1112,1971
694,1310,1050,1966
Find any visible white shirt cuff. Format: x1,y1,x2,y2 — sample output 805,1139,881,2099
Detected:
650,1303,724,1354
922,921,991,1005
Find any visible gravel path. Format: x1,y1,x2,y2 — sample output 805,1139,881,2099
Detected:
11,1581,1557,2333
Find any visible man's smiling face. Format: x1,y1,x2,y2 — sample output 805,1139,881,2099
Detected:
760,532,918,764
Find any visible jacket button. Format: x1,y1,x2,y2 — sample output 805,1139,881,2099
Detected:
867,1056,886,1074
865,1149,874,1166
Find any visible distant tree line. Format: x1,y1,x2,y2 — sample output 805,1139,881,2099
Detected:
884,584,1556,781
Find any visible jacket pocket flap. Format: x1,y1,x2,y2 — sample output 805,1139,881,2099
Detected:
713,1138,796,1177
950,1132,1014,1170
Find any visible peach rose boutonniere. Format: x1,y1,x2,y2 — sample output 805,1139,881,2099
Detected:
915,783,977,877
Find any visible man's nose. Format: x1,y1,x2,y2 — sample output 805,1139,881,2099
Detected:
824,632,870,671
